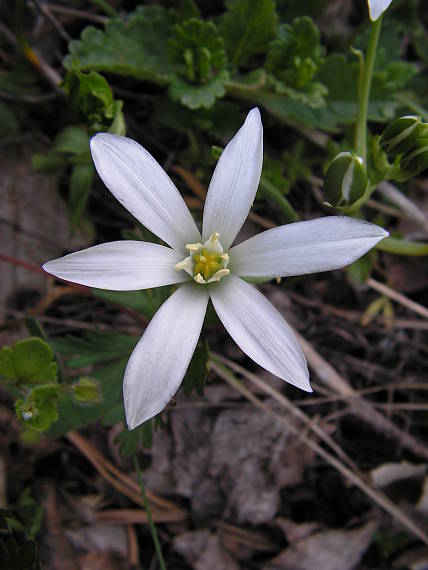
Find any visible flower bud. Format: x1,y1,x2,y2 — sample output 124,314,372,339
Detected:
323,152,367,207
72,377,102,405
379,116,421,156
400,138,428,177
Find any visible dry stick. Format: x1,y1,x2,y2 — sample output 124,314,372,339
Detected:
294,331,428,461
66,431,186,517
367,278,428,320
211,360,428,545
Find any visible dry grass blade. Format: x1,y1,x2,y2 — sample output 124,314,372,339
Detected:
66,431,186,518
367,278,428,319
294,331,428,461
212,352,359,473
211,360,428,545
96,508,186,524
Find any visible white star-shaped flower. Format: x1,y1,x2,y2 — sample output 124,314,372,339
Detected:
44,109,388,429
367,0,393,21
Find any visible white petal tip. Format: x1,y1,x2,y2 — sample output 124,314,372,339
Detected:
246,107,262,127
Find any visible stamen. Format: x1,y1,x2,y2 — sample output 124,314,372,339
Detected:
175,233,230,284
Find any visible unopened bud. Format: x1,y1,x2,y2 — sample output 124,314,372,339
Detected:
323,152,367,207
379,116,421,156
72,377,101,404
400,138,428,176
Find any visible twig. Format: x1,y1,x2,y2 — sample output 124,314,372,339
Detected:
0,89,58,104
46,3,109,24
367,278,428,319
66,430,185,516
32,0,71,42
211,359,428,545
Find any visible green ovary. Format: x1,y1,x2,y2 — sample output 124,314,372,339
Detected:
193,248,224,280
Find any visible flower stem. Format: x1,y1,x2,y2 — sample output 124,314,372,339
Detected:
133,455,167,570
354,15,383,163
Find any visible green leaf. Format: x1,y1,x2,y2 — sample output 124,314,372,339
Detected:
177,0,201,21
68,164,94,231
93,287,171,319
221,0,277,67
0,102,19,138
31,152,67,174
53,126,90,155
266,17,327,108
64,5,178,84
0,338,57,384
52,331,138,368
376,237,428,256
182,341,210,397
16,398,58,432
46,358,127,437
347,254,373,285
169,70,230,109
168,19,229,109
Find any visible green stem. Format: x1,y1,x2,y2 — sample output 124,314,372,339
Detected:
133,455,166,570
259,176,300,222
354,15,383,162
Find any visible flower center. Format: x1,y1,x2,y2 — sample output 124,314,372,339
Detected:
174,232,230,284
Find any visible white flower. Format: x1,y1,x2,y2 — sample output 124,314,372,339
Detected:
367,0,393,21
43,109,388,429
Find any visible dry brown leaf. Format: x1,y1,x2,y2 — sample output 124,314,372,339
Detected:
0,143,88,344
371,462,426,489
393,546,428,569
170,407,312,524
66,524,127,557
263,520,378,570
174,529,239,570
78,552,124,570
275,518,320,543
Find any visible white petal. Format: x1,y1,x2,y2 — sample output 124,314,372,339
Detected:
43,241,189,290
202,108,263,249
230,216,388,278
210,275,311,391
124,284,209,428
90,134,201,250
367,0,392,20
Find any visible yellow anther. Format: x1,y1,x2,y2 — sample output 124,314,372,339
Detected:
176,233,230,284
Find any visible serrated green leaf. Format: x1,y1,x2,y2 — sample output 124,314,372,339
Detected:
266,17,327,108
169,70,230,109
168,18,229,109
16,398,58,432
177,0,201,21
64,6,178,84
221,0,277,67
0,338,57,384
